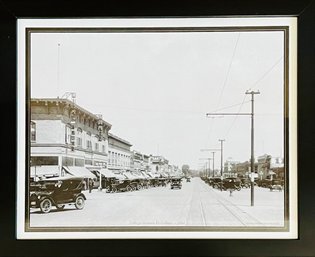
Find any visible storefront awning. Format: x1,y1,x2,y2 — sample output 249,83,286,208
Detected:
93,168,127,180
63,166,96,179
30,165,60,178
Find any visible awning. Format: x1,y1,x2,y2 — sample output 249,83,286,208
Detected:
95,168,127,180
63,166,96,179
123,172,140,180
30,165,60,178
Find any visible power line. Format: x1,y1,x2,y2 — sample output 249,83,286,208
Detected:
252,56,283,91
207,33,240,148
224,95,248,138
216,32,241,108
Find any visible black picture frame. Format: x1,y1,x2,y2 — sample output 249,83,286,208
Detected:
1,0,314,256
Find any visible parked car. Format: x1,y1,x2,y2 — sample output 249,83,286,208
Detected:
222,177,242,191
158,178,167,187
257,179,272,188
170,178,182,189
240,178,251,188
29,177,86,213
110,180,133,193
269,179,283,192
211,178,223,189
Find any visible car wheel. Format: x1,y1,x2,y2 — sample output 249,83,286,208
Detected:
40,198,52,213
56,204,65,210
126,186,132,192
75,196,85,210
112,188,117,193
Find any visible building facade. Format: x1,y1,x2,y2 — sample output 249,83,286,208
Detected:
149,155,169,175
30,98,111,177
224,157,240,177
131,150,150,172
108,133,132,171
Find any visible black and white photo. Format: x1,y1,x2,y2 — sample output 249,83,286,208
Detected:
17,18,297,239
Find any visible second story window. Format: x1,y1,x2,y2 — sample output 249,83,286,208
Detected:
65,125,72,144
76,128,82,148
30,121,36,142
86,140,92,150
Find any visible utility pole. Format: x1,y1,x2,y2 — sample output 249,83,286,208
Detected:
218,139,225,179
200,149,220,177
199,158,212,177
206,90,260,206
211,152,216,177
245,90,260,206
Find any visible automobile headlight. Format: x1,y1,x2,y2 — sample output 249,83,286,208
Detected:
37,196,41,199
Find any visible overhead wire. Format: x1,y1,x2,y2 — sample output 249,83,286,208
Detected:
224,55,283,139
206,32,241,148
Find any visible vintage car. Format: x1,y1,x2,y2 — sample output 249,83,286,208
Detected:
29,177,86,213
221,177,242,191
269,179,284,192
109,180,134,193
211,178,223,189
170,178,182,189
240,178,251,188
157,178,168,187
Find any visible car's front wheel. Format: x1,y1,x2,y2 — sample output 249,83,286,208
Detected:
75,196,85,210
39,198,52,213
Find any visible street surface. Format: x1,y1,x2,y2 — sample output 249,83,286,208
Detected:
30,177,284,227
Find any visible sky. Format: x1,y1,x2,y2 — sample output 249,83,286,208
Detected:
31,31,284,170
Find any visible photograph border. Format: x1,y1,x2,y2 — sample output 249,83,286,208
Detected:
17,18,297,239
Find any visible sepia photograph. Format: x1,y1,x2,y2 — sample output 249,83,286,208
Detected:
17,18,297,239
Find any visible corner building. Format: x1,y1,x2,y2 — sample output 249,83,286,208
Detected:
30,98,112,176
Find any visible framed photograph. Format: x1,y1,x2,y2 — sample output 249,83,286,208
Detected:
16,17,298,239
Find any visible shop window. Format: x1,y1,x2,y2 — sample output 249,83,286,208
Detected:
30,156,58,166
62,156,74,166
85,159,92,165
75,158,84,167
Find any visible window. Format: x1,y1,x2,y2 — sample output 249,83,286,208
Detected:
75,158,84,167
30,156,58,166
86,140,92,150
95,143,99,152
62,156,74,166
102,145,105,153
76,138,82,148
85,159,92,165
65,125,72,143
30,121,36,142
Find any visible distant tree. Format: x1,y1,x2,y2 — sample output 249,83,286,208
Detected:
182,164,190,176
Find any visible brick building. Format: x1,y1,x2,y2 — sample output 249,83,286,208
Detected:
30,98,111,178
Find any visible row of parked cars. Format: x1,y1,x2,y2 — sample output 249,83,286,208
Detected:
201,176,284,192
202,177,245,191
105,177,169,193
30,176,183,213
